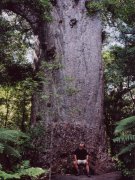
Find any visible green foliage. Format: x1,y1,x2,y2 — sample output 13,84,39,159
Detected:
0,167,46,179
114,116,135,134
0,78,37,130
113,116,135,147
0,14,41,174
0,0,52,22
103,1,135,174
19,167,46,178
38,0,52,21
0,14,33,86
103,30,135,143
16,160,46,179
86,0,135,26
0,170,20,179
39,0,50,7
86,1,102,15
104,31,135,171
0,128,28,158
0,129,46,179
42,61,63,71
113,116,135,175
105,0,135,25
117,143,135,156
22,123,48,167
113,135,135,143
86,0,120,16
0,12,41,130
114,159,134,176
103,48,135,152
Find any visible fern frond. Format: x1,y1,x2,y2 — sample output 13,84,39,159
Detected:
113,134,135,143
0,129,29,159
0,168,46,179
117,143,135,156
0,143,4,153
19,167,46,177
0,129,28,144
114,116,135,134
0,170,20,179
3,144,21,158
21,160,30,169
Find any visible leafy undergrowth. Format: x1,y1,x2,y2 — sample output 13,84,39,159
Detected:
0,128,47,180
0,167,46,180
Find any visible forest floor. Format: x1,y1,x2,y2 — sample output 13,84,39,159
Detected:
51,171,123,180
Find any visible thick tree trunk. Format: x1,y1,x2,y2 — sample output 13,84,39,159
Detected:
38,0,114,174
45,0,103,125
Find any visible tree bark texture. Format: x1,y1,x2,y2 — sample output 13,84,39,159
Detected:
38,0,114,174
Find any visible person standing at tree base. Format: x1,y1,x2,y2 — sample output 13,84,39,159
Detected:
73,142,90,177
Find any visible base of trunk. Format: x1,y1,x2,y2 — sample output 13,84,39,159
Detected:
39,122,115,175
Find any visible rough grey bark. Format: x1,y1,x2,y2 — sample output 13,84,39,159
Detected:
38,0,114,174
45,0,103,126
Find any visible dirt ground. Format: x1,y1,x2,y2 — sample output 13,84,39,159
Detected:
51,171,123,180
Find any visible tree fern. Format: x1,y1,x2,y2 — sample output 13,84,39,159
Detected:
0,168,46,179
4,145,21,158
0,129,46,179
0,129,28,144
117,143,135,156
114,116,135,134
0,128,29,158
113,116,135,175
113,134,135,143
113,116,135,156
18,167,46,178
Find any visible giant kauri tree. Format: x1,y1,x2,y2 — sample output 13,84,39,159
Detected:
0,0,114,174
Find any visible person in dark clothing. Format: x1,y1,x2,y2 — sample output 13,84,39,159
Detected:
73,142,90,177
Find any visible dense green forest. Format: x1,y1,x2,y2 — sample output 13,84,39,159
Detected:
0,0,135,179
0,9,47,180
